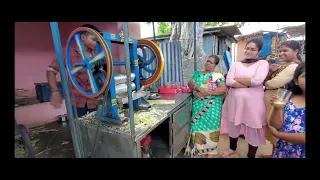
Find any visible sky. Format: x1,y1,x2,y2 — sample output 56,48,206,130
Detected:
140,22,305,39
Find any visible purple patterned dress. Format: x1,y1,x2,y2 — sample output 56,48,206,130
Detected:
273,100,305,158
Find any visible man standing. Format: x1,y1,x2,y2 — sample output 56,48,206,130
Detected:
46,24,102,117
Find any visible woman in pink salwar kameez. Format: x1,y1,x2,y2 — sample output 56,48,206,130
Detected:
220,38,269,158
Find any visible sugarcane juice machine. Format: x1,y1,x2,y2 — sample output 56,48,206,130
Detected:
63,26,164,125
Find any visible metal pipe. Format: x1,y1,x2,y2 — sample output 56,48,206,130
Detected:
152,22,156,42
49,22,81,158
194,22,197,71
122,22,135,138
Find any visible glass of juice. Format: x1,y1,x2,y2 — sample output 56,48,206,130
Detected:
273,89,292,108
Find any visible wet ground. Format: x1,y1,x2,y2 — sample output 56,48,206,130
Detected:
15,121,273,158
15,122,75,158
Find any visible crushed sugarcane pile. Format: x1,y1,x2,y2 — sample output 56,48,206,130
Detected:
29,126,58,134
122,108,168,132
78,107,169,133
15,137,39,158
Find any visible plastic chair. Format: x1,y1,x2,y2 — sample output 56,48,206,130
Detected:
15,120,34,158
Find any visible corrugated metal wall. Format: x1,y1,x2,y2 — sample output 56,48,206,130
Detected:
202,35,220,55
141,35,226,88
202,35,214,55
141,40,184,88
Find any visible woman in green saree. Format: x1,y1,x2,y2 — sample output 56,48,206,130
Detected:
185,55,227,158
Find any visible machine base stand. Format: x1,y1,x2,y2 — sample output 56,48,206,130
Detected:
134,104,151,111
125,97,151,111
96,107,124,125
96,115,124,125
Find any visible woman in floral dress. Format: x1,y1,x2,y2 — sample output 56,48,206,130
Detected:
261,40,300,158
185,55,227,158
268,63,305,158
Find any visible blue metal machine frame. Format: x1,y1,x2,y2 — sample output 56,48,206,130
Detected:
62,24,155,126
94,32,142,125
49,22,82,158
49,22,140,158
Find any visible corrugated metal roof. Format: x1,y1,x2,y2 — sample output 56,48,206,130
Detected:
205,25,242,37
236,30,289,41
280,24,305,38
235,24,305,40
236,30,264,41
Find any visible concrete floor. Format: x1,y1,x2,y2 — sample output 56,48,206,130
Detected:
15,121,273,158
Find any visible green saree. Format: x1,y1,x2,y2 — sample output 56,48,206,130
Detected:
185,70,225,157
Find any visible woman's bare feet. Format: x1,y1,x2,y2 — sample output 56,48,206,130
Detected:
207,154,220,158
220,149,236,157
201,154,207,158
197,153,207,158
259,154,273,158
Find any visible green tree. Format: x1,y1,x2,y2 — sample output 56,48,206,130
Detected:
145,22,247,84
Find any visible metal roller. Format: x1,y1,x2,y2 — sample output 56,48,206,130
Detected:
115,82,136,95
114,73,136,85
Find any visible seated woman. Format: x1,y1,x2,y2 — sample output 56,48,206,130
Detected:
268,63,305,158
185,55,227,158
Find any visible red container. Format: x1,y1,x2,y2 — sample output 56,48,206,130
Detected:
159,86,178,94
